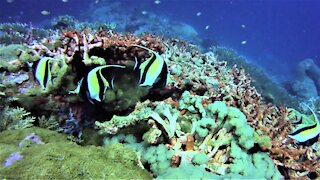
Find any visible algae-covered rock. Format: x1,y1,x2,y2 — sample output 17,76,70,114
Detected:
0,44,26,72
0,127,151,179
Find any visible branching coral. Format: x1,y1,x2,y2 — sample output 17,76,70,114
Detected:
267,106,320,178
0,23,48,45
0,107,35,132
213,46,297,106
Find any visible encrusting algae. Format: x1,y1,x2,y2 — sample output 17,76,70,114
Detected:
0,127,151,179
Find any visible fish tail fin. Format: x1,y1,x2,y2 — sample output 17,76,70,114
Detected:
110,75,115,89
69,78,84,94
302,102,320,131
133,56,140,70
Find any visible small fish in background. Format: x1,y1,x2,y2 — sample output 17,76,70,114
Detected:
95,0,99,4
196,12,202,16
205,25,210,30
41,10,50,16
288,104,320,144
62,0,68,2
132,45,170,88
34,57,55,91
241,40,247,45
70,65,125,103
141,11,148,15
241,24,246,28
154,0,161,4
6,0,14,3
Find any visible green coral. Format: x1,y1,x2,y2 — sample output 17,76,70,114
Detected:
228,140,281,179
254,130,272,149
179,90,206,117
191,152,209,165
224,107,254,150
18,48,40,63
195,117,215,138
150,103,180,138
206,101,254,150
158,163,220,179
141,144,174,176
0,107,35,132
252,153,281,179
143,127,162,144
207,101,228,123
96,101,153,134
96,100,179,139
49,57,70,92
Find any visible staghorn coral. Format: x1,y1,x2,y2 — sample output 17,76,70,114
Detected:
213,46,298,107
0,23,48,45
267,106,320,178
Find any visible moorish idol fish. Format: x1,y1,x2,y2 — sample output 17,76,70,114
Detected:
70,65,125,103
34,57,55,90
288,104,320,143
287,108,303,125
131,44,170,88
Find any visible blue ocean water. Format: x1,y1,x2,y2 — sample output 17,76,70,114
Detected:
1,0,319,82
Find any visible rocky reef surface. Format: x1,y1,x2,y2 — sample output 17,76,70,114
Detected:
0,19,319,179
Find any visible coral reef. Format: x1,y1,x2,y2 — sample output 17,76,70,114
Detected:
51,15,117,31
87,1,200,43
213,46,298,107
0,24,318,179
0,23,48,45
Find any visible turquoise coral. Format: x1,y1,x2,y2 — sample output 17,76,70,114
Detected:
141,144,174,176
95,90,278,178
228,140,281,179
195,117,215,138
